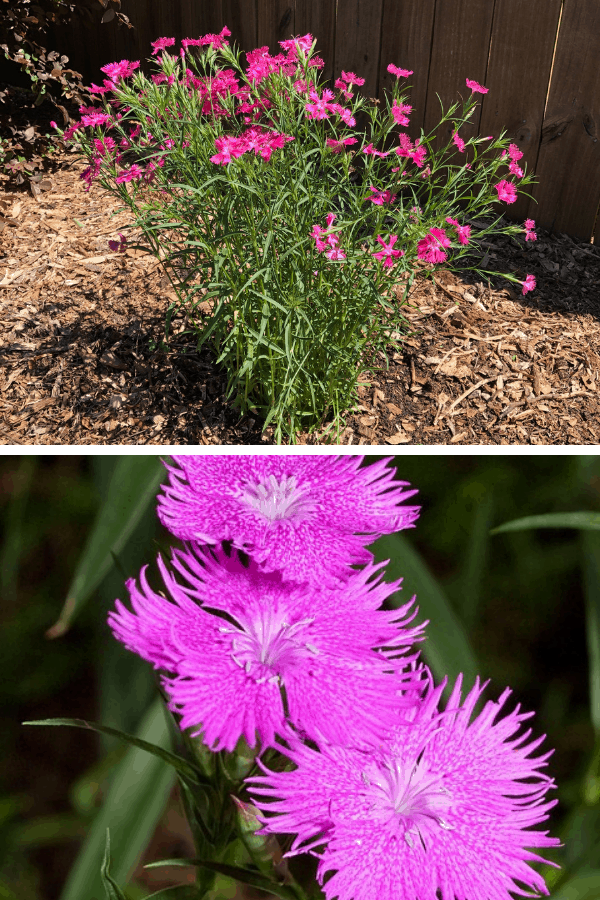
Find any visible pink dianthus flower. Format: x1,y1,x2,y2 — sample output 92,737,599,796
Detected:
466,77,488,94
508,142,523,161
372,234,404,269
334,78,353,101
509,160,524,178
369,186,397,206
387,64,413,78
445,217,471,246
325,136,358,153
100,59,139,82
115,164,144,183
522,274,536,295
362,143,390,158
196,26,231,49
157,456,420,588
108,545,425,751
325,245,347,261
340,70,365,87
524,218,537,241
391,100,412,127
305,88,336,120
279,34,314,58
248,675,560,900
329,103,356,127
452,132,466,153
417,228,451,264
151,37,175,56
78,107,112,128
495,179,517,204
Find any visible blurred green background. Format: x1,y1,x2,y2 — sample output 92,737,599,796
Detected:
1,454,599,900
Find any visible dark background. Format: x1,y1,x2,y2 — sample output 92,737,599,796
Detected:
1,454,599,899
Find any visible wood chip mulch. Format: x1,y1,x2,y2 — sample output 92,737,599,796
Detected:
1,148,599,446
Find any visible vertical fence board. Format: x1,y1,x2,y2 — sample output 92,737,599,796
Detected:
111,6,143,73
257,0,295,54
295,0,336,85
424,0,495,148
378,0,436,141
529,0,600,239
144,3,182,54
221,0,258,60
179,0,224,41
478,0,562,224
333,0,384,102
39,0,600,242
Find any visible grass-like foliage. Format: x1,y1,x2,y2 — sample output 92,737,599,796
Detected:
60,31,537,442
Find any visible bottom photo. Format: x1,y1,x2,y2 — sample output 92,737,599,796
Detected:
1,453,599,900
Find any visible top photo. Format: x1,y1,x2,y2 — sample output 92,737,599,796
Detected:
1,0,599,446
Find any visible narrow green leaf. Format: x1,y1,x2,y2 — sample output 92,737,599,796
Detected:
22,717,208,787
490,512,600,536
57,699,176,900
47,457,165,638
144,859,200,870
144,888,202,900
101,830,127,900
372,534,479,688
193,861,302,900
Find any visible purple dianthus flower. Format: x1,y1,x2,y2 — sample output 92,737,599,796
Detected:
108,545,425,752
248,675,560,900
157,456,420,588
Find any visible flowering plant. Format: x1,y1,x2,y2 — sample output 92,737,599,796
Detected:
26,455,561,900
56,31,539,441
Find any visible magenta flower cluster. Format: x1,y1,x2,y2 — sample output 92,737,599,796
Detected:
109,456,422,752
108,456,560,900
54,30,540,300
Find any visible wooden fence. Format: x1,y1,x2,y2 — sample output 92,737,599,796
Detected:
52,0,600,242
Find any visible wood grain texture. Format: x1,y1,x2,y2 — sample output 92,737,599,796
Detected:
257,0,295,54
530,0,600,238
478,0,562,224
40,0,600,243
179,0,225,43
295,0,336,85
378,0,436,141
221,0,258,60
111,2,142,72
333,0,385,101
424,0,495,148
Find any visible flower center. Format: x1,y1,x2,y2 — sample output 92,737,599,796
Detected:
363,756,453,848
240,474,312,522
223,609,318,684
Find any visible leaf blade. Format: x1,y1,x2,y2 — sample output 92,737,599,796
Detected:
490,512,600,536
22,717,208,786
56,698,176,900
47,457,165,638
100,830,127,900
373,533,479,687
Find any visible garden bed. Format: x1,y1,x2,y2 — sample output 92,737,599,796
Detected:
1,148,599,446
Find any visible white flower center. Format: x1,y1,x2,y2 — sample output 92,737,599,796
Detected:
363,756,453,848
240,474,311,522
220,609,318,684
